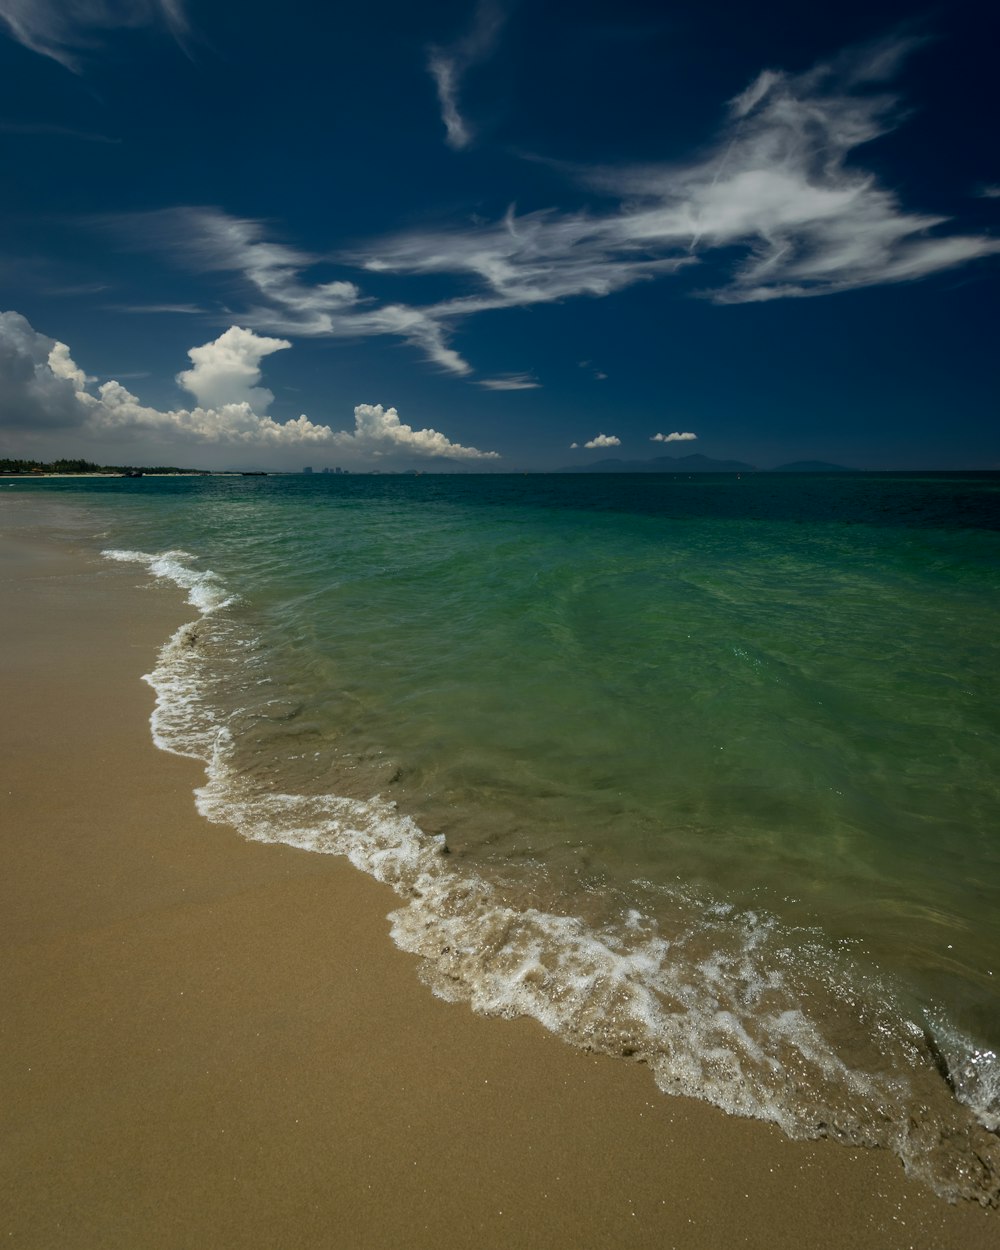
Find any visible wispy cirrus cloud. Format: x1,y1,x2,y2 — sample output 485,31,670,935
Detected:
356,206,695,317
0,0,188,72
108,207,475,377
428,1,509,150
101,36,998,384
112,208,361,327
106,302,206,315
0,120,119,142
476,372,539,390
367,35,1000,305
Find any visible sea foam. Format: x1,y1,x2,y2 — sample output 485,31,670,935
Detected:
104,548,235,614
104,546,1000,1207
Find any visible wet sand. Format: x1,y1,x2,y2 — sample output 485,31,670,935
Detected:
0,520,996,1249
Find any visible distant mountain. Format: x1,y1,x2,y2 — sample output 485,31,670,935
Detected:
559,453,756,473
772,461,858,473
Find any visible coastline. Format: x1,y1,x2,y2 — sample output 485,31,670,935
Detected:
0,519,996,1249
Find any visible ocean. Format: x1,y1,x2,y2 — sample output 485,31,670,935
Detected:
6,470,1000,1203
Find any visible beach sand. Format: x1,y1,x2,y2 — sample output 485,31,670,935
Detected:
1,523,996,1249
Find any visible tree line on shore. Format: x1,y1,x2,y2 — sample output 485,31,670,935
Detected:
0,458,200,475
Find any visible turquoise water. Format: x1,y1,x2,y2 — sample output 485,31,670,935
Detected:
5,472,1000,1201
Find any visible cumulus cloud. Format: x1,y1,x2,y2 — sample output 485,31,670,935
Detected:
86,381,336,446
177,324,290,410
0,311,92,427
582,433,620,449
652,431,697,442
47,339,94,389
0,311,499,462
428,1,509,150
334,404,499,459
0,0,187,72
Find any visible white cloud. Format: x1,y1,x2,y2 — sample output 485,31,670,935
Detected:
115,208,361,329
0,312,499,463
109,303,204,315
476,372,540,390
354,204,694,311
105,37,999,384
652,431,697,442
428,1,508,150
356,34,1000,305
87,381,336,446
583,433,620,449
428,54,469,151
47,339,94,389
334,404,499,460
0,311,91,427
114,208,475,377
587,36,1000,302
344,303,472,376
0,0,187,72
978,185,1000,199
177,324,291,410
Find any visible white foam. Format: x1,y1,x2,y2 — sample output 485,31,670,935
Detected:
103,547,234,613
926,1013,1000,1133
104,546,1000,1207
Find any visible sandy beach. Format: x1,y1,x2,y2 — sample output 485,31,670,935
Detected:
1,518,996,1250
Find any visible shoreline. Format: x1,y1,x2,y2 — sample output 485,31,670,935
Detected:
1,515,996,1248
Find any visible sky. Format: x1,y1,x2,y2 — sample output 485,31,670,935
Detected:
0,0,997,471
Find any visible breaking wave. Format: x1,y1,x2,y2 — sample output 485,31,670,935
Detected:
104,546,1000,1206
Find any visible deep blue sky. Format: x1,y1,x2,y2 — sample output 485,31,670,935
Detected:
0,0,997,469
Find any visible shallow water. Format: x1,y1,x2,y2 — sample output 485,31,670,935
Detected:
7,471,1000,1202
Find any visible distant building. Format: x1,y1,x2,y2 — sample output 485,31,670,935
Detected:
321,467,332,474
303,466,313,474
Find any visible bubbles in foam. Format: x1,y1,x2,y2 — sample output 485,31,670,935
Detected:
926,1011,1000,1133
104,546,1000,1208
103,548,234,613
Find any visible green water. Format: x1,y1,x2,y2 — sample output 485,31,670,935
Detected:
5,471,999,1200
